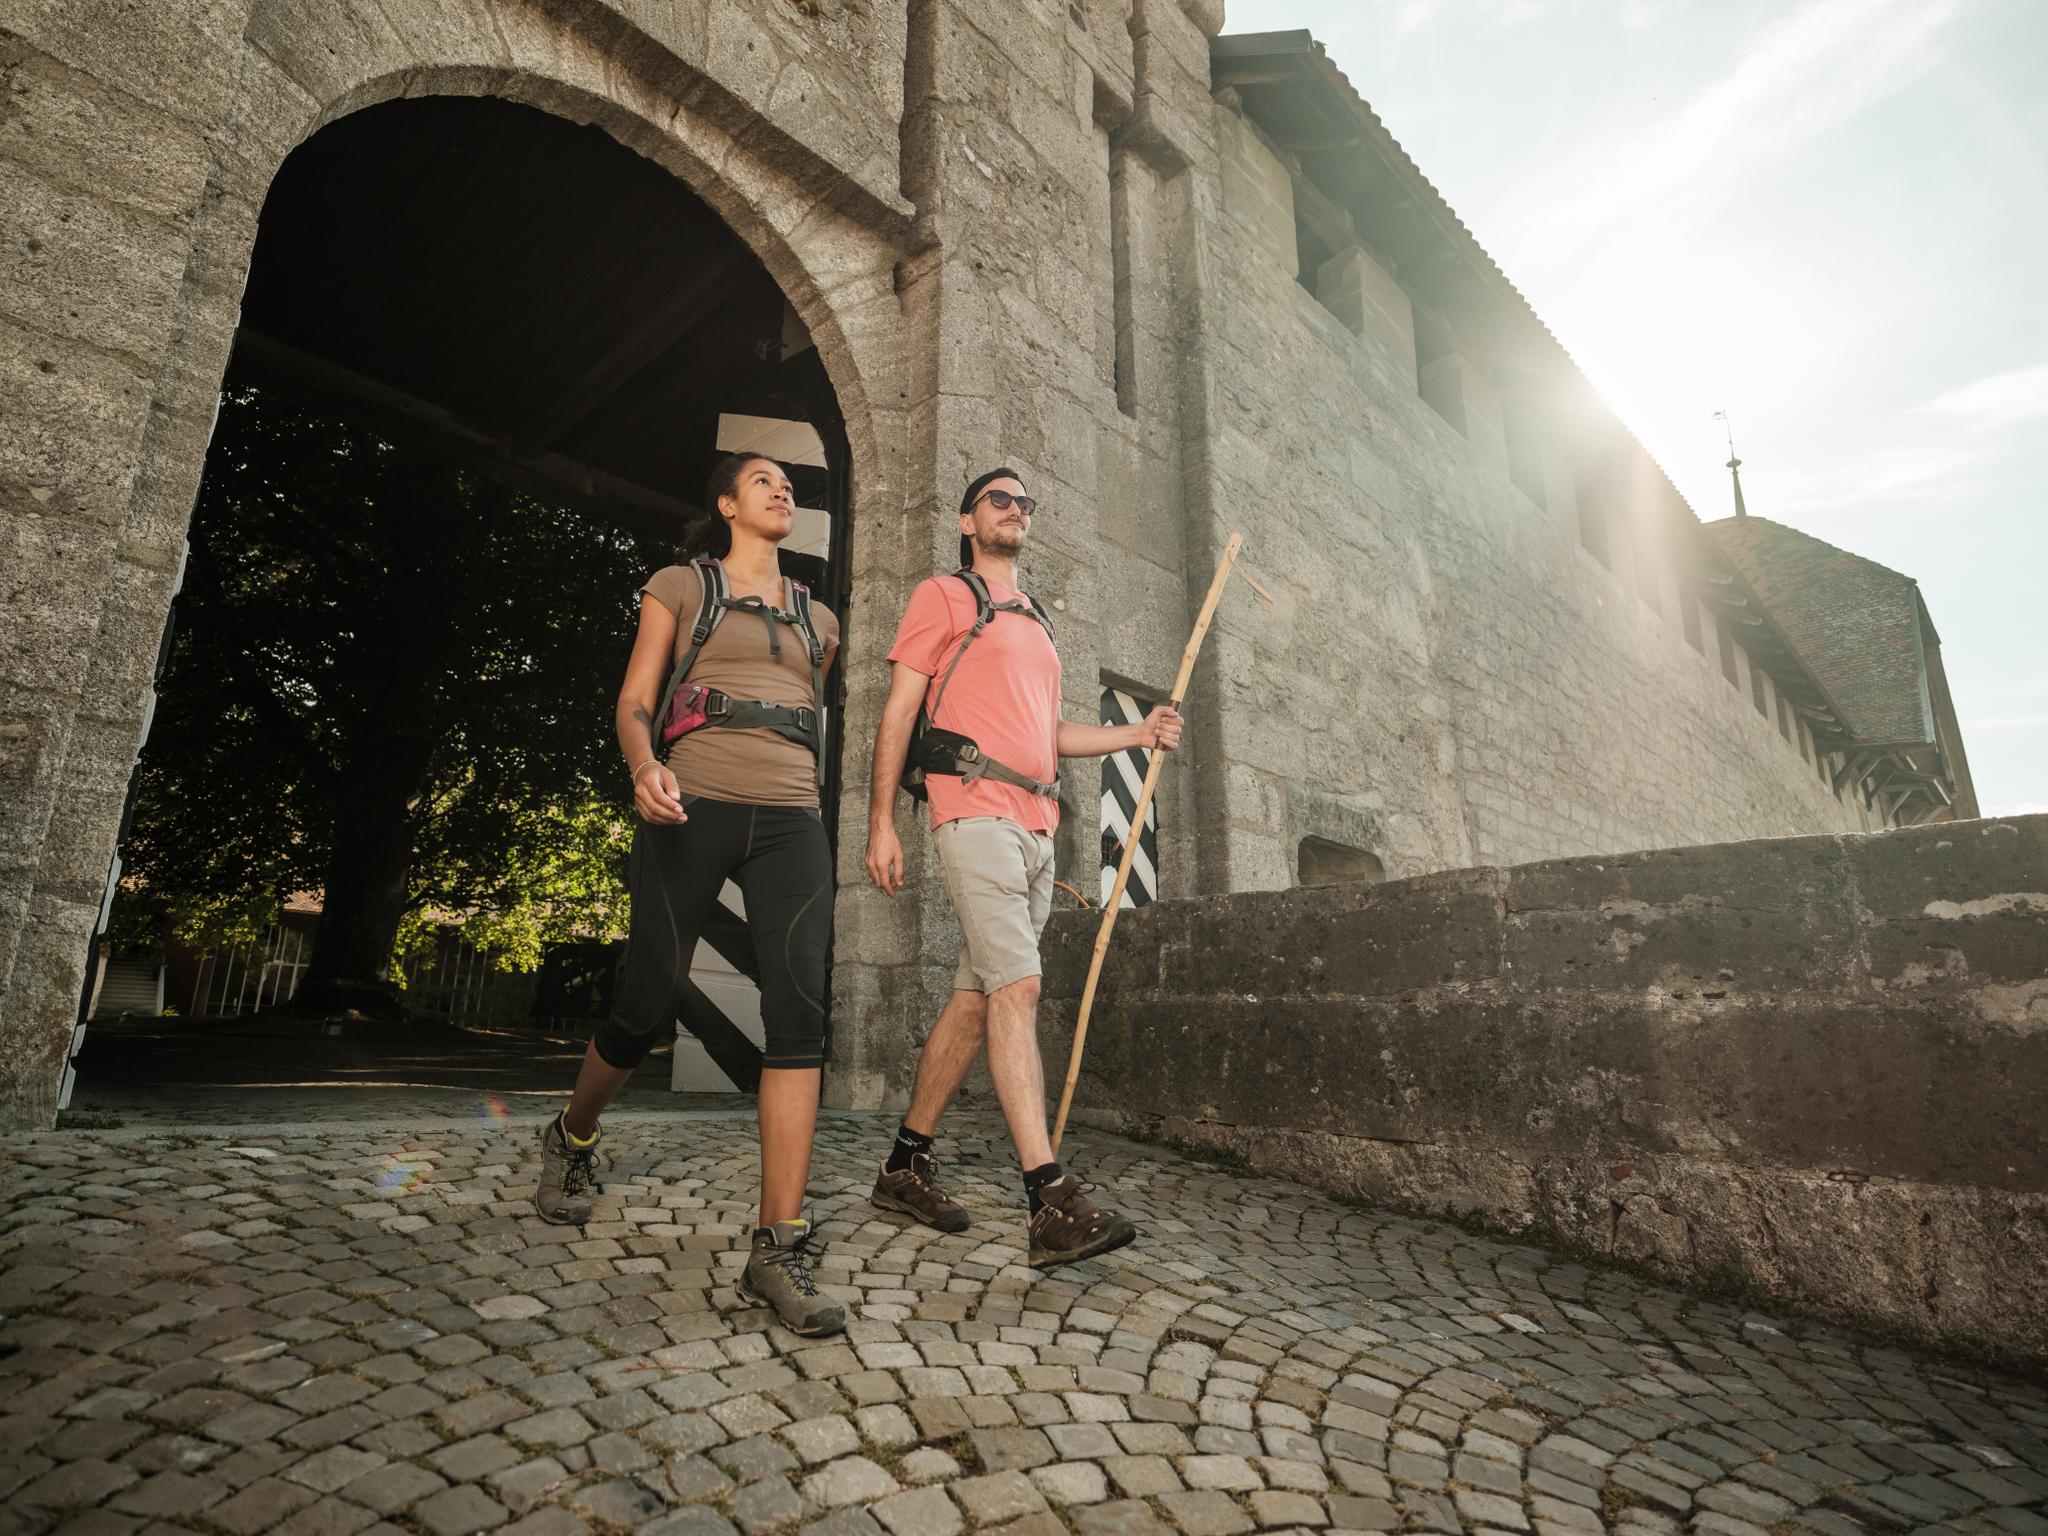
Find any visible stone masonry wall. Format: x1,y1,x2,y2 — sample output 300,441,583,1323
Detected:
2,0,1958,1128
0,0,915,1125
1182,103,1866,892
1042,815,2048,1361
828,0,1229,1107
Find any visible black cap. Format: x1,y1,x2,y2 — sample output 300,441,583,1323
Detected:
958,467,1023,569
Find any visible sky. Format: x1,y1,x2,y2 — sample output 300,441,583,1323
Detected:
1227,0,2047,816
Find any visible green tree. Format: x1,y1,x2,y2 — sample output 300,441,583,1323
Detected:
123,382,671,1008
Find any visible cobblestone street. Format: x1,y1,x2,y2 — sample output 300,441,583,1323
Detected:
3,1044,2044,1536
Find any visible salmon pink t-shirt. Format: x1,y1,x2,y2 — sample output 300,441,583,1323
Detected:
888,574,1061,835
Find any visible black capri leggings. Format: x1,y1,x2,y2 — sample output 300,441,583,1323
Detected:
593,797,833,1073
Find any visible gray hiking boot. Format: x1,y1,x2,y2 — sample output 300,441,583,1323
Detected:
534,1112,602,1226
738,1219,846,1337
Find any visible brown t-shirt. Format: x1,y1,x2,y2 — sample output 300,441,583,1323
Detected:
641,563,840,808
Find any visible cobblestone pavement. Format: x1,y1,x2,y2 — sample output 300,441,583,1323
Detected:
3,1101,2045,1536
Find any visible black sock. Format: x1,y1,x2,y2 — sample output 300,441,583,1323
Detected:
1024,1161,1064,1215
887,1124,934,1174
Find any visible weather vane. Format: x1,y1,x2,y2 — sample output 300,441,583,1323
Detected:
1712,410,1748,519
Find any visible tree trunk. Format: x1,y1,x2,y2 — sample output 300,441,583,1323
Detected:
279,458,483,1016
295,746,431,1016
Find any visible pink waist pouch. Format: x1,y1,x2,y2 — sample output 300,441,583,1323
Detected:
660,684,713,751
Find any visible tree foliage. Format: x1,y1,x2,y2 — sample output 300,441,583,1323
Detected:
122,382,671,981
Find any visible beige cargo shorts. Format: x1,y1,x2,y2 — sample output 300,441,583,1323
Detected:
931,815,1056,994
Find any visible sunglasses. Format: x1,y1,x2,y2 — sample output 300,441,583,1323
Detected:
971,488,1038,517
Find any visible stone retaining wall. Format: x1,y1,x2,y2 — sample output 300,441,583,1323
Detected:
1042,815,2048,1361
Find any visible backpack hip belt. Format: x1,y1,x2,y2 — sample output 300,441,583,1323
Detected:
951,740,1059,798
666,686,818,750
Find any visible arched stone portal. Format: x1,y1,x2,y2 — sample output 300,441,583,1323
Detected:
0,0,914,1127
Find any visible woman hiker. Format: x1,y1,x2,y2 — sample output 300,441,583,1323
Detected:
532,452,845,1338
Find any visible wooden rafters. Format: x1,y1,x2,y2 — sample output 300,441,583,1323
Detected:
232,330,702,535
515,246,753,456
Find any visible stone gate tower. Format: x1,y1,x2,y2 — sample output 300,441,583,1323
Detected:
0,2,1973,1128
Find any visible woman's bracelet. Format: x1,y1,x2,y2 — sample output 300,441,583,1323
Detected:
630,759,660,782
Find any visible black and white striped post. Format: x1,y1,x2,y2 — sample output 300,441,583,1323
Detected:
1098,688,1160,910
1051,532,1272,1156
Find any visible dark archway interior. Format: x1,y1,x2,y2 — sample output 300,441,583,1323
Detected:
235,94,847,584
86,95,850,1095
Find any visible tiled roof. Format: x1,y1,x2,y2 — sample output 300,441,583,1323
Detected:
1704,516,1931,746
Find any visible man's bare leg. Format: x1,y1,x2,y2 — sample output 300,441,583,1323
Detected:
982,975,1053,1170
980,972,1134,1266
902,989,989,1137
871,989,988,1233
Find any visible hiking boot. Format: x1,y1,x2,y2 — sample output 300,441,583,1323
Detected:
1026,1172,1136,1269
738,1219,846,1337
871,1151,972,1233
534,1112,602,1226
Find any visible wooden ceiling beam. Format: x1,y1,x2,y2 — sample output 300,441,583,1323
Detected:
231,328,702,534
515,245,753,456
1290,166,1360,257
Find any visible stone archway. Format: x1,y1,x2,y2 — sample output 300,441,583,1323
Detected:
0,0,911,1126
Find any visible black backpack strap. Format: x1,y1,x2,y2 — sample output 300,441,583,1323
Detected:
953,567,996,622
1022,591,1057,649
928,570,997,725
653,560,728,755
694,558,727,640
788,579,827,781
786,579,827,670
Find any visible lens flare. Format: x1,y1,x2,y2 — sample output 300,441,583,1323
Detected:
477,1094,513,1130
374,1152,436,1195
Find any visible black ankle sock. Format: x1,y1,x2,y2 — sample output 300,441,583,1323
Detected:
1024,1161,1064,1215
887,1124,934,1174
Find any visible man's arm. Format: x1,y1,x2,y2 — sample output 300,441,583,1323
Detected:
865,661,932,897
1057,705,1183,759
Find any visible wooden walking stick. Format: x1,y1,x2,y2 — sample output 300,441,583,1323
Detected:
1050,532,1270,1156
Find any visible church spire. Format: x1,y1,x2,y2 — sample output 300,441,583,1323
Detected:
1714,410,1749,519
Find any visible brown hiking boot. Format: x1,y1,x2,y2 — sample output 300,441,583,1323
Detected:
871,1151,972,1233
1026,1172,1136,1269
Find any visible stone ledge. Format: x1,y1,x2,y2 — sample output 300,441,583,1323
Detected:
1045,815,2048,1362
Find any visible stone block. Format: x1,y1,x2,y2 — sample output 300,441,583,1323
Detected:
0,48,213,223
1848,816,2048,919
11,0,246,124
1172,871,1505,998
1217,111,1295,276
873,1486,963,1536
0,315,152,531
800,1456,900,1509
0,163,187,366
1315,247,1416,376
1862,910,2048,986
1420,353,1507,478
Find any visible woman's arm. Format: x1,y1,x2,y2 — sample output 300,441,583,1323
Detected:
617,595,688,824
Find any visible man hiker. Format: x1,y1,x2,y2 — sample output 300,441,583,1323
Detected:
863,468,1182,1268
